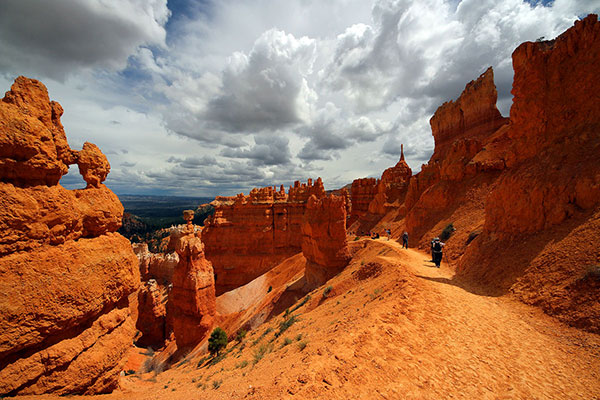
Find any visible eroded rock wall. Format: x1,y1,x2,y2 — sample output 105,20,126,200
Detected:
404,67,509,243
0,77,139,395
349,178,378,223
302,194,351,288
203,178,326,294
457,15,600,332
368,145,412,216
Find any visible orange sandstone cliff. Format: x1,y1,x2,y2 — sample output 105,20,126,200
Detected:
403,67,509,248
0,77,139,395
301,194,351,288
458,14,600,332
203,178,326,294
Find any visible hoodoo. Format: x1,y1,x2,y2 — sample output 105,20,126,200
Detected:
0,77,139,395
169,211,216,351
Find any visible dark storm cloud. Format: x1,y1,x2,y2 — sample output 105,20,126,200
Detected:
220,135,292,166
0,0,169,80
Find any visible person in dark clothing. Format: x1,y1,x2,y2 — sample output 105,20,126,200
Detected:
432,238,444,268
402,231,409,248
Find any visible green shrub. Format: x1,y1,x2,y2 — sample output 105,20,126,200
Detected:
276,314,299,337
251,327,273,346
212,379,222,389
235,329,247,342
235,360,249,369
281,337,293,348
297,341,308,351
253,343,273,364
290,295,311,313
323,286,333,298
208,327,228,356
440,223,456,241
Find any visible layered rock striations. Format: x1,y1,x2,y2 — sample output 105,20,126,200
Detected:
302,194,351,288
203,178,326,295
484,15,600,237
169,213,216,351
0,77,139,395
349,178,379,223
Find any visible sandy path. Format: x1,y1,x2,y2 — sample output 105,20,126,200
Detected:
369,240,600,399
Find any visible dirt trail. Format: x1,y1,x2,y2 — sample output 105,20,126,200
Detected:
374,239,600,399
18,239,600,400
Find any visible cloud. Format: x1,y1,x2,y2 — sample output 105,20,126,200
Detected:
2,0,598,197
0,0,169,80
204,29,317,133
221,135,292,166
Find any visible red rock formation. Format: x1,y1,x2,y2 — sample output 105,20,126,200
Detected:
368,144,412,215
169,213,216,351
429,67,509,163
0,77,139,395
133,241,179,284
454,15,600,333
302,194,351,288
203,178,326,295
136,279,168,349
404,67,509,241
483,15,600,237
349,177,379,223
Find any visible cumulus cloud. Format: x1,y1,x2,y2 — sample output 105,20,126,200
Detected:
2,0,598,196
205,29,317,132
221,135,292,166
0,0,169,80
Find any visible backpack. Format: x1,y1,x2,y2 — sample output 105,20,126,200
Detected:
433,241,442,252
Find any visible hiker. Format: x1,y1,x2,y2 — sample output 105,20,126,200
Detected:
432,238,444,268
385,229,391,240
402,231,408,248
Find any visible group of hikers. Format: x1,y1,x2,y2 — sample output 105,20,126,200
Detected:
354,229,445,268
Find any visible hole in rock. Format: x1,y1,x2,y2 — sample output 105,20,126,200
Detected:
59,165,87,189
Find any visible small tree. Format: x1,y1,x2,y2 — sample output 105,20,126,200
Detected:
208,327,228,356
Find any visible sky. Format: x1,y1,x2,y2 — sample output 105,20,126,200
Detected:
0,0,598,196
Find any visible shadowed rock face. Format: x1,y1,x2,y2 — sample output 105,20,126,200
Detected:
302,194,351,288
0,77,139,396
203,178,326,295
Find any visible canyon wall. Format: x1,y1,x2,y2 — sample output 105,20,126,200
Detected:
458,14,600,332
403,67,509,245
0,77,139,395
302,194,351,288
203,178,326,295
